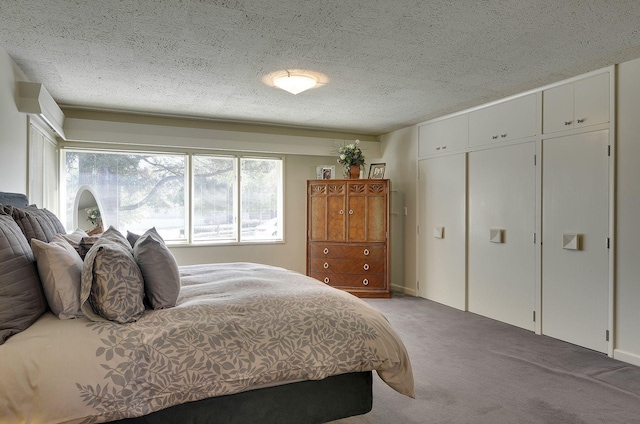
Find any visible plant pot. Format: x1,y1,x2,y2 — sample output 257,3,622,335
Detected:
349,164,361,179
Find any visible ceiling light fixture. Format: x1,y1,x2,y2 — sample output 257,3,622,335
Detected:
273,71,317,95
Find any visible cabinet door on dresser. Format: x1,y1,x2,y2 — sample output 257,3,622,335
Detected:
542,72,610,134
346,181,388,242
308,181,346,242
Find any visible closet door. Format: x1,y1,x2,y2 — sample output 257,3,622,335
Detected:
468,142,536,330
542,130,609,353
417,154,466,310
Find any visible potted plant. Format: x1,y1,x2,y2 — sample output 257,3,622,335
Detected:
337,140,365,178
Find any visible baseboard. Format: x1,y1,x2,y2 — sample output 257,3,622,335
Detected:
391,283,416,296
613,349,640,367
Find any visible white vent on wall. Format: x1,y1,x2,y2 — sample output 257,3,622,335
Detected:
16,81,66,139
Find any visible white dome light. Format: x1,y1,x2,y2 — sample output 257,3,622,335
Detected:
273,72,317,95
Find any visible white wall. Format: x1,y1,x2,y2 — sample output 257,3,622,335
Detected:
378,125,418,294
614,57,640,366
0,46,28,193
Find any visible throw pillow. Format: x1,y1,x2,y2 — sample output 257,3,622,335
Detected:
0,214,47,344
8,205,64,244
100,226,133,252
133,227,180,309
80,237,145,323
31,236,84,319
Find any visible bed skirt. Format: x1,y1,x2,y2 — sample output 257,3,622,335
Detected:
110,371,373,424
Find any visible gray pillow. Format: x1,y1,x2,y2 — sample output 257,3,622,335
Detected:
32,236,84,319
126,230,140,248
100,226,133,253
0,214,47,344
7,205,64,244
133,227,180,309
80,237,145,323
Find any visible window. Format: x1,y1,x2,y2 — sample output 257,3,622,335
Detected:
62,149,283,244
63,150,187,241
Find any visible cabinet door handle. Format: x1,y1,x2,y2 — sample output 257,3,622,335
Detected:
492,135,498,139
349,210,354,215
441,145,447,149
324,277,330,284
362,279,369,286
339,210,344,215
323,262,329,269
501,133,507,138
363,264,370,271
577,118,585,123
323,247,329,255
564,121,572,126
363,249,370,256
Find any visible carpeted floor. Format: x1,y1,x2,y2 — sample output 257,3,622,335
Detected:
331,294,640,424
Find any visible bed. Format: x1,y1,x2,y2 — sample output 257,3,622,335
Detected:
0,192,414,424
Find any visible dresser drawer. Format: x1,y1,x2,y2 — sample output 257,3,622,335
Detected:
309,243,385,259
309,258,385,274
310,272,386,290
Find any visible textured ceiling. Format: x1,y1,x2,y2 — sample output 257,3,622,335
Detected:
2,0,640,135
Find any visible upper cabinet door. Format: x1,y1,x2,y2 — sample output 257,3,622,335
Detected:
418,114,469,157
543,72,610,134
574,72,610,130
308,181,346,242
468,94,537,147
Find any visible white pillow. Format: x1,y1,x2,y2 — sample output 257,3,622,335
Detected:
31,235,84,319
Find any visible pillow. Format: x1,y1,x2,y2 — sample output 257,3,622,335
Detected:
39,207,66,234
8,205,64,244
80,237,145,323
100,226,133,252
0,214,47,344
126,230,140,248
78,235,101,260
133,228,180,309
31,236,84,319
59,228,89,249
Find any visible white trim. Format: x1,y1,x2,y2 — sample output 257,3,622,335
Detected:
391,283,416,297
613,349,640,367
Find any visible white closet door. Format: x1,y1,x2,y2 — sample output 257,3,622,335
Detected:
468,142,536,330
542,130,609,353
417,154,466,310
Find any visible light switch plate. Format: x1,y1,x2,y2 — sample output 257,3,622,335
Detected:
434,226,444,239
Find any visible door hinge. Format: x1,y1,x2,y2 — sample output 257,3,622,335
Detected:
416,280,420,290
534,154,537,166
533,233,536,244
606,237,610,249
606,330,610,342
417,225,420,235
608,145,611,156
533,311,536,322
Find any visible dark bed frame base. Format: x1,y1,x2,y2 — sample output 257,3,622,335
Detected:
111,371,373,424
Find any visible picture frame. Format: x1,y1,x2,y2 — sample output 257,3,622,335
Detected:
368,163,386,179
316,165,335,179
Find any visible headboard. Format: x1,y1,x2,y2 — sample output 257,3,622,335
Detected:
0,192,29,208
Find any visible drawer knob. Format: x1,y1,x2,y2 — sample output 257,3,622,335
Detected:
323,262,329,269
339,210,344,215
363,264,370,271
324,277,330,284
363,279,369,286
363,249,370,256
323,247,329,255
349,210,354,215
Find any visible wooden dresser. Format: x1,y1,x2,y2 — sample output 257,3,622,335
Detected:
306,179,390,298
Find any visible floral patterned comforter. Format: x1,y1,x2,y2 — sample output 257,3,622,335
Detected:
0,262,414,424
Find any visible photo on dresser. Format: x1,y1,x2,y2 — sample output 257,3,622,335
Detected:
316,165,335,179
369,163,386,179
